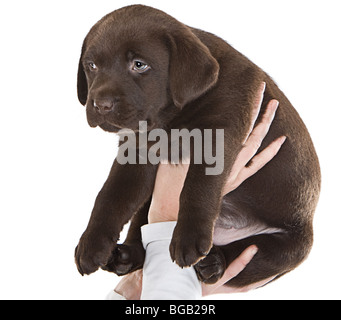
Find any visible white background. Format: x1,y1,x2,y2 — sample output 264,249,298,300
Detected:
0,0,340,300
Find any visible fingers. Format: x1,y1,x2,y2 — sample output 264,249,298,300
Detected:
243,82,266,144
243,99,279,159
217,245,258,286
234,135,286,186
201,245,278,296
223,97,283,195
227,93,278,178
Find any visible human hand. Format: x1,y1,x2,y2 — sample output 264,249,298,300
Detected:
201,245,274,296
113,269,143,300
223,83,285,194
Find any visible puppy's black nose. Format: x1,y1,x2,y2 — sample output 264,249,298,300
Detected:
94,99,115,115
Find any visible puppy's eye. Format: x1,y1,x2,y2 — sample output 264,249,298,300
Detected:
133,60,150,73
88,62,98,71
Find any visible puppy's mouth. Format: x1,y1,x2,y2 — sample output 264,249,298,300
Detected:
86,109,126,132
98,122,122,133
88,116,156,134
86,104,156,133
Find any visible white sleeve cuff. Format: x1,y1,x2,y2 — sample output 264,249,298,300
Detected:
140,221,202,300
141,221,178,250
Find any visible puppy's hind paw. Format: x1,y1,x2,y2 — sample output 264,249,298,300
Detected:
194,246,226,284
102,243,145,276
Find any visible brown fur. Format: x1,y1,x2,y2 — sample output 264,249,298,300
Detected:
75,5,321,287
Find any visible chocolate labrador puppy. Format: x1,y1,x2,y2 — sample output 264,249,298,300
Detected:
75,5,321,287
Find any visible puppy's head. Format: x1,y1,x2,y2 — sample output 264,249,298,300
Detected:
77,5,219,133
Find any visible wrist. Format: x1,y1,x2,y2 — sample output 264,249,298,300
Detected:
148,200,179,223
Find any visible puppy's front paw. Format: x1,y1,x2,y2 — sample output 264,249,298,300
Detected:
194,246,226,284
103,242,145,276
169,224,212,268
75,231,117,276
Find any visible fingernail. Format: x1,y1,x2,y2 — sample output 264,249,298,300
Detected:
280,136,287,144
251,246,258,256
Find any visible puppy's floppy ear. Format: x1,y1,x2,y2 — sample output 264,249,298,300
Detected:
168,28,219,108
77,45,88,106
